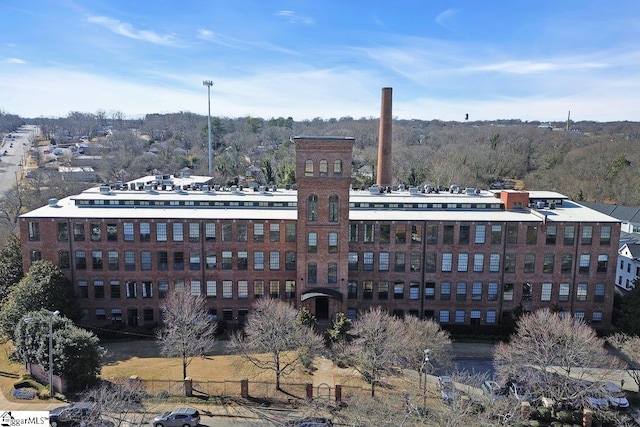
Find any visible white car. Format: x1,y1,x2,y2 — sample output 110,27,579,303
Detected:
602,382,629,409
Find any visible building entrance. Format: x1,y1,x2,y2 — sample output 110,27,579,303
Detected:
315,297,329,320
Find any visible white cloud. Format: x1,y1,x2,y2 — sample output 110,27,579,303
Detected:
275,10,314,25
6,58,26,64
435,9,459,30
87,16,181,46
465,60,608,74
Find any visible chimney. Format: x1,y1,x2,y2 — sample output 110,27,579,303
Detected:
376,87,392,187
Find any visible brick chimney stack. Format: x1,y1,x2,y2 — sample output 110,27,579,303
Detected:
376,87,392,187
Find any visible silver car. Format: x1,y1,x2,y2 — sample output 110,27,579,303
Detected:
152,408,200,427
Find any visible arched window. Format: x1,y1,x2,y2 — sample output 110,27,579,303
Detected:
308,194,318,221
305,160,314,176
333,159,343,175
319,159,328,176
329,194,339,222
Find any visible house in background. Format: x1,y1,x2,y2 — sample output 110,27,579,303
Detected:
617,243,640,290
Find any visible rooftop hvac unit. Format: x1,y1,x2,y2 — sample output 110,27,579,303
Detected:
409,187,419,195
549,202,556,209
231,185,238,193
144,184,155,193
48,198,58,207
202,185,210,193
258,186,266,194
536,201,545,209
99,185,111,195
465,187,476,195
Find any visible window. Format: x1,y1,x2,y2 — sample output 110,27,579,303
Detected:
269,251,280,270
396,224,407,244
473,253,484,272
348,252,358,270
308,195,318,221
222,223,232,241
94,280,105,298
410,252,421,272
459,225,470,244
364,224,375,242
123,222,134,241
455,310,465,323
75,250,87,270
457,253,468,272
219,251,231,269
328,232,338,253
427,224,438,244
91,222,101,241
173,251,184,270
487,282,498,301
576,283,587,301
308,263,317,284
597,255,609,273
285,224,296,242
559,283,570,302
439,310,450,323
475,225,486,244
503,283,514,301
174,280,185,292
58,250,70,269
270,281,280,298
506,224,518,244
143,309,154,322
319,159,328,175
348,282,358,299
379,252,390,271
77,280,88,298
57,222,69,241
600,226,612,245
106,223,117,241
443,225,454,244
73,223,85,241
380,225,390,243
95,308,106,321
140,251,152,270
524,253,536,274
594,283,605,302
489,253,500,272
207,280,217,298
504,253,516,273
269,223,280,242
394,282,404,300
140,222,151,242
440,282,451,301
188,223,200,242
253,280,263,299
472,282,482,301
592,311,603,322
409,282,420,300
223,281,233,298
238,281,248,299
126,280,137,298
582,226,593,245
491,225,502,244
237,251,248,270
541,283,552,301
378,281,389,300
110,281,120,299
329,194,339,222
173,223,184,242
394,252,405,272
285,281,296,299
349,224,359,242
205,251,216,269
205,223,216,241
334,159,342,174
105,250,118,271
564,226,575,245
486,310,497,324
304,159,314,176
579,254,590,274
328,262,338,283
561,254,573,274
546,226,557,245
411,224,422,243
456,282,467,301
28,222,40,241
285,251,296,270
237,223,248,242
111,308,122,324
142,281,153,298
543,253,554,274
364,252,374,271
159,281,169,299
425,282,435,300
363,281,373,300
442,253,453,272
30,250,41,263
523,282,533,300
223,309,233,321
156,223,167,241
425,252,437,272
308,232,318,253
153,251,167,271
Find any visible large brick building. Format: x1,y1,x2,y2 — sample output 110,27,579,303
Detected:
18,133,620,331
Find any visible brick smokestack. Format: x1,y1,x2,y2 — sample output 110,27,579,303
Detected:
376,87,392,187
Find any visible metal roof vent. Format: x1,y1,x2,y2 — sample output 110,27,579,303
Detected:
465,187,476,195
369,185,383,195
48,198,59,207
409,187,419,195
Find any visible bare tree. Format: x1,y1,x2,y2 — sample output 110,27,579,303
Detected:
494,309,624,410
231,298,324,391
79,378,155,426
156,292,217,380
607,333,640,392
400,315,454,376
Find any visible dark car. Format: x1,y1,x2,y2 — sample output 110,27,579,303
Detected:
49,402,97,427
285,417,333,427
152,407,200,427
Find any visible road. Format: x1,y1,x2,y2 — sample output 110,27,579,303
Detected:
0,124,37,194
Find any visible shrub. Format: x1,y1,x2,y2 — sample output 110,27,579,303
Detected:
12,388,37,400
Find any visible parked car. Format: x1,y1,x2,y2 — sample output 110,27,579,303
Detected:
437,376,459,403
602,382,629,409
152,407,200,427
49,402,97,427
285,417,334,426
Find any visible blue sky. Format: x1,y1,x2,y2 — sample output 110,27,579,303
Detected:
1,1,639,121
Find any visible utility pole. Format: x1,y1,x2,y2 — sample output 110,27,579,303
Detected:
203,80,214,175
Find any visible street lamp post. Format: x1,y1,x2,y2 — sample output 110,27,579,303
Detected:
423,348,431,410
203,80,214,175
24,310,59,396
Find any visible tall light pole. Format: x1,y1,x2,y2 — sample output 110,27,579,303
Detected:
423,348,431,410
24,310,59,396
203,80,214,175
